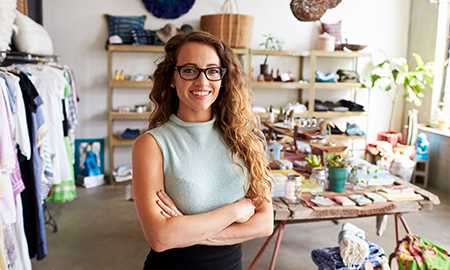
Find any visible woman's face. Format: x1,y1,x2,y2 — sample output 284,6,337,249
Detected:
173,42,223,120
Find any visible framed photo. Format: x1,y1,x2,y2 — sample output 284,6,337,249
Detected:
74,138,105,177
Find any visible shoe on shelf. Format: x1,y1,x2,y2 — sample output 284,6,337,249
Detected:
327,123,344,135
337,100,364,112
345,123,365,136
119,128,141,140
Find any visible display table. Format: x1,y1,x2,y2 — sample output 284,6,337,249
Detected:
246,179,440,270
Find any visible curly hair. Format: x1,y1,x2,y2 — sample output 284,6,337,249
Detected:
148,31,271,203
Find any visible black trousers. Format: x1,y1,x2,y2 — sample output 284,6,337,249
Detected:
143,244,242,270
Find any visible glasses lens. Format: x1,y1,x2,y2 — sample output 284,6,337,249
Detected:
205,67,223,81
179,66,199,80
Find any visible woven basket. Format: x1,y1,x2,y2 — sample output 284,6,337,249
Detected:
200,13,253,48
16,0,28,15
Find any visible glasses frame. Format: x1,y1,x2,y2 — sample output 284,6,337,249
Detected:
175,65,227,81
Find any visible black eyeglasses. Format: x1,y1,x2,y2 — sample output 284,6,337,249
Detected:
175,65,227,81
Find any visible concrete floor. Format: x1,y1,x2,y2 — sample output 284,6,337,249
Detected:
32,186,450,270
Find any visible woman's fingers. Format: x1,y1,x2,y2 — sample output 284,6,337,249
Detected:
156,199,177,217
157,190,183,216
160,210,172,219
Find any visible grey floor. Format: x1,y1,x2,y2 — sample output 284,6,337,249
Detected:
32,186,450,270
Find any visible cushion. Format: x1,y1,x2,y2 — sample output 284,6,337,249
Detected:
13,12,54,55
105,14,146,44
0,0,17,51
131,29,162,45
321,21,342,44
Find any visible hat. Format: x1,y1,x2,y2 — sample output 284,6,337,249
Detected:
156,23,181,44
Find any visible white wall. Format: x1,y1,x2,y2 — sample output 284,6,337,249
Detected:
43,0,410,168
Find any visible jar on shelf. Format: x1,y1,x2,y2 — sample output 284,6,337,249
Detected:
310,167,328,191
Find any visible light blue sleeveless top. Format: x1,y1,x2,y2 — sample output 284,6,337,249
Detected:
147,114,249,215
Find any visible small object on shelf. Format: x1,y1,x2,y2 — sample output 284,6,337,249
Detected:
415,133,429,161
317,32,335,52
117,106,132,113
345,123,365,136
315,71,338,83
113,164,133,182
119,128,141,140
337,69,359,82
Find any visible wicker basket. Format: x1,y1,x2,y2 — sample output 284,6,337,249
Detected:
16,0,28,15
200,13,253,48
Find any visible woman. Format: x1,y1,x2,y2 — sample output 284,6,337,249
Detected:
132,31,273,270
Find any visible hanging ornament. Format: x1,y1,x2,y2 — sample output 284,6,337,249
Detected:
290,0,342,22
142,0,195,19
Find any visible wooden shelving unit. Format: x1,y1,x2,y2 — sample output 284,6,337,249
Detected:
106,45,164,182
109,79,153,89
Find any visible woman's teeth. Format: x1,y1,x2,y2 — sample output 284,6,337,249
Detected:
191,90,211,96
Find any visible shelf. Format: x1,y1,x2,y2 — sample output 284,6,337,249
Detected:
109,111,150,120
250,81,309,89
107,44,248,55
231,48,250,55
311,50,369,58
314,82,364,89
328,135,366,141
107,45,165,53
250,49,309,57
111,135,135,146
110,80,153,88
311,111,368,118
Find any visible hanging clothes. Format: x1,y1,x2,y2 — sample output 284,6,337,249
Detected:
16,71,48,260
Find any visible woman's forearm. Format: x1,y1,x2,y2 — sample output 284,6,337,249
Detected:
199,206,274,246
153,203,238,251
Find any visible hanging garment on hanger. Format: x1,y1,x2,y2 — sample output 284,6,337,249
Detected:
0,71,31,160
10,196,32,270
0,222,8,270
17,64,70,185
0,80,17,226
17,72,48,260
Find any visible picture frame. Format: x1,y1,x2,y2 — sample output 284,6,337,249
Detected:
74,138,105,178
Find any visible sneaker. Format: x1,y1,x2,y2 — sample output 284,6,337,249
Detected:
120,128,140,140
345,123,365,136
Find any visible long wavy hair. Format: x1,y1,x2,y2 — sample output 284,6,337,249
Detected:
148,31,271,202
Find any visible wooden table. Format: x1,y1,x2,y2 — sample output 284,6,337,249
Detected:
246,179,440,270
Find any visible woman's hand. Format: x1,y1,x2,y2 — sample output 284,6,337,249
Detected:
156,190,183,218
233,198,255,223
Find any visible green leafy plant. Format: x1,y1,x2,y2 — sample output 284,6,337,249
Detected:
326,154,347,168
259,33,283,65
305,154,322,168
364,53,433,106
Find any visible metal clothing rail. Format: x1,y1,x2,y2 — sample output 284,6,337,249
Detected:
0,51,59,66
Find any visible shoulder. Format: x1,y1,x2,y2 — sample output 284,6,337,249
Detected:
133,132,161,156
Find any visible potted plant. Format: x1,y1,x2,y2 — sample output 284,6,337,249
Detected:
363,53,434,144
326,153,348,192
258,33,283,79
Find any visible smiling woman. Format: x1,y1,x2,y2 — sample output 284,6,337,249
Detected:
132,31,273,270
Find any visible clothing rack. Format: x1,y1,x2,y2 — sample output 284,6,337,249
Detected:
0,51,59,66
1,54,60,234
